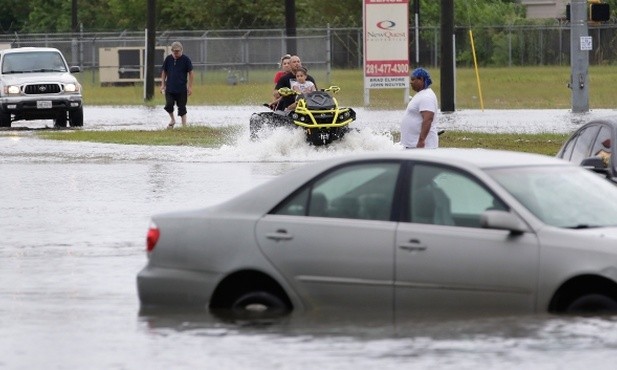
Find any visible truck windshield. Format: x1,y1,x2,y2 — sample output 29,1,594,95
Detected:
2,51,67,74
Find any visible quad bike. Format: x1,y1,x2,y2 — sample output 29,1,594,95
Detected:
249,86,356,146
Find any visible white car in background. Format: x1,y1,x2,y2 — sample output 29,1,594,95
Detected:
138,149,617,318
0,47,83,128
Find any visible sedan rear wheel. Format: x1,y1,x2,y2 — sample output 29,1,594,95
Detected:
230,291,289,316
566,294,617,314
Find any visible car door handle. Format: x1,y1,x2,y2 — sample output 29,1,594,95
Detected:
266,229,294,241
398,239,427,252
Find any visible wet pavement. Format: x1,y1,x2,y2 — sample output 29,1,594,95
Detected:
2,106,617,369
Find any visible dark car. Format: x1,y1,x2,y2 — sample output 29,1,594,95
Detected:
557,117,616,182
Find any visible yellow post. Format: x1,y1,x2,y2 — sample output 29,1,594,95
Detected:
469,29,485,111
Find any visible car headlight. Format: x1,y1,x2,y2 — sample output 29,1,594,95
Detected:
6,85,20,94
64,83,78,92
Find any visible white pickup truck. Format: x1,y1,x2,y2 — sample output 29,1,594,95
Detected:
0,47,83,128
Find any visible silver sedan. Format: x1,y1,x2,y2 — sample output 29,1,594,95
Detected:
137,149,617,317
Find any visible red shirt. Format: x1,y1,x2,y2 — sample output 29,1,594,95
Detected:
274,71,286,84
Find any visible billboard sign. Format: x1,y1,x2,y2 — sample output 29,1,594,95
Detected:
363,0,410,89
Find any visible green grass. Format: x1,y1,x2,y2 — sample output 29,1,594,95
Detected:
36,126,241,147
439,131,568,156
79,66,617,109
36,126,569,156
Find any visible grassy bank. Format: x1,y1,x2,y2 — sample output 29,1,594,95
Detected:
80,66,617,109
35,65,590,153
37,127,568,156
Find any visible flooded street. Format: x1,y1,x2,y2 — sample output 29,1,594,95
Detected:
7,104,615,133
2,106,617,369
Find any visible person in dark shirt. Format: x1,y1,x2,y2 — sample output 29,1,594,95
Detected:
272,55,317,111
160,41,194,128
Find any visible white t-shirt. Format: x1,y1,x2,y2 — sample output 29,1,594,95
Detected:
291,80,316,94
400,88,439,149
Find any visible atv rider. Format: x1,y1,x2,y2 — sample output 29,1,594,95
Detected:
272,55,317,112
285,67,316,112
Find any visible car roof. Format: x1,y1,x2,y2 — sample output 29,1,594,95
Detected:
212,148,570,215
582,116,617,126
568,116,617,134
321,148,566,169
557,116,617,156
0,47,62,56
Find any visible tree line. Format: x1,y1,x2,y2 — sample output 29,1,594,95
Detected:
0,0,573,34
3,1,615,34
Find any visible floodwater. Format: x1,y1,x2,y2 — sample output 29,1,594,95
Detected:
2,106,617,370
67,105,617,133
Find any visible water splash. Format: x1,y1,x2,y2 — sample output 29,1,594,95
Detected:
217,125,401,163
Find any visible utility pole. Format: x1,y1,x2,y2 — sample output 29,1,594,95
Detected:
285,0,297,54
71,0,78,66
569,0,589,112
440,0,455,112
145,0,156,101
414,0,419,65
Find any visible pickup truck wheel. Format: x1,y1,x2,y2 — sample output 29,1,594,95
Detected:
54,112,67,128
0,110,10,127
69,107,84,127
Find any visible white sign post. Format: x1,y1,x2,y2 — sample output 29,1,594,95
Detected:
363,0,410,106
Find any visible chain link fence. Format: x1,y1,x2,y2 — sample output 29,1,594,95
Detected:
1,23,616,85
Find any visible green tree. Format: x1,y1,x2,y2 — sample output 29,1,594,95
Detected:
106,0,148,30
159,0,284,30
23,0,71,32
0,0,31,32
297,0,362,28
12,0,573,34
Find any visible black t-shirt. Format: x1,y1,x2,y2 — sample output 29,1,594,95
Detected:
161,54,193,94
274,72,317,111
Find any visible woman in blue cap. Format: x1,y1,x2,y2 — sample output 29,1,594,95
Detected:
401,67,439,149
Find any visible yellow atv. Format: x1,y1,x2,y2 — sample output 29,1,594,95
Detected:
250,86,356,146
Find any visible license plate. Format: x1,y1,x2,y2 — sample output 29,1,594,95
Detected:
37,101,52,109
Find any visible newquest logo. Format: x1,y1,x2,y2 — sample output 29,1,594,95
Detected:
368,20,405,39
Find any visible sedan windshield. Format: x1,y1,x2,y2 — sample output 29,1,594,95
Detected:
487,165,617,228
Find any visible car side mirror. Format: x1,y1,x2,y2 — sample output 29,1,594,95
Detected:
480,210,527,234
580,156,608,173
69,66,81,73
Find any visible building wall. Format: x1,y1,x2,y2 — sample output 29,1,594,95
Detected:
521,0,569,19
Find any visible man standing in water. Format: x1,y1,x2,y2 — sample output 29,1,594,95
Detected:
161,41,194,129
401,67,439,149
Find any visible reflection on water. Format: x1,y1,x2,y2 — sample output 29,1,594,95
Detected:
137,308,617,369
140,306,617,341
3,111,617,369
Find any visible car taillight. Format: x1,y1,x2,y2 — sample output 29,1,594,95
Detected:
146,223,160,252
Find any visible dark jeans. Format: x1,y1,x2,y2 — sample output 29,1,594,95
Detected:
164,91,188,116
